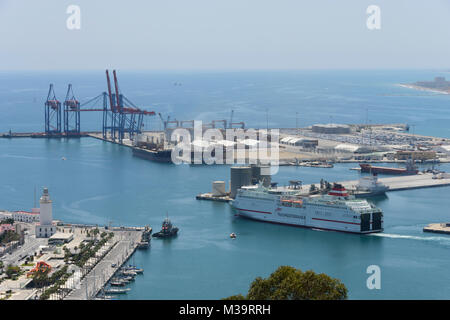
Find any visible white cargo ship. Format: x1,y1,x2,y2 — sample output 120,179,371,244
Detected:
231,184,383,234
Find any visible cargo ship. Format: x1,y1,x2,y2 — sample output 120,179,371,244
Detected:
359,159,418,175
231,183,383,234
132,146,173,163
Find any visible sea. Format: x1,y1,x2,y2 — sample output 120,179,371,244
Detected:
0,70,450,299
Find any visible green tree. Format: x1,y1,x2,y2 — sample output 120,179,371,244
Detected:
33,270,49,288
5,265,21,279
224,266,347,300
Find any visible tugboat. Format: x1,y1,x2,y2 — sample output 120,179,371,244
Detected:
152,215,179,238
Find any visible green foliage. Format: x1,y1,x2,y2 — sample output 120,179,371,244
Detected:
37,266,71,299
223,294,246,300
225,266,347,300
67,233,111,268
0,218,14,225
0,230,20,245
5,265,21,279
32,269,50,288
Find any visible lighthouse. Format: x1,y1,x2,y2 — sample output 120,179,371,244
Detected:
35,187,56,238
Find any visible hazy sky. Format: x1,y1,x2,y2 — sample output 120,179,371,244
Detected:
1,0,450,70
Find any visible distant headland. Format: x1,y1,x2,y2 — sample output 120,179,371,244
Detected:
399,76,450,94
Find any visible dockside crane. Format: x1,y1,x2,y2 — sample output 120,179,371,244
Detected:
104,69,155,143
44,84,62,135
63,84,81,135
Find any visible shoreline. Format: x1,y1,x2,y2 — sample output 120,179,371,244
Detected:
398,83,450,95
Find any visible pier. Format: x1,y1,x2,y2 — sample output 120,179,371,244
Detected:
335,173,450,193
297,173,450,196
423,223,450,235
64,229,143,300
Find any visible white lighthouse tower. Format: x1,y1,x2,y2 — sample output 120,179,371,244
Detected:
35,187,56,238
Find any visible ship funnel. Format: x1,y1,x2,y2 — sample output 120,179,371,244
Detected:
328,184,349,197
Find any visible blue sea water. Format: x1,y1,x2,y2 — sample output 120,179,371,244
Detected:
1,70,450,299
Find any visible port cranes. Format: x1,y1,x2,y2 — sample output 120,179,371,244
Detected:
44,70,155,143
104,70,155,143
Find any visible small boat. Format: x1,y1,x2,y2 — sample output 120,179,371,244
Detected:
120,276,135,282
152,215,179,238
137,241,150,249
113,278,132,285
230,233,236,239
96,295,117,300
296,161,333,168
120,270,137,276
110,280,127,287
122,265,144,274
104,288,130,294
131,268,144,274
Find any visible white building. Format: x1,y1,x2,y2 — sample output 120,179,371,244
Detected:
35,188,56,238
0,210,13,221
12,209,40,223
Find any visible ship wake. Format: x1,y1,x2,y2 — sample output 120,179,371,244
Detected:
370,233,450,244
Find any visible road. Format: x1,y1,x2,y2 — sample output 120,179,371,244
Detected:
1,234,47,267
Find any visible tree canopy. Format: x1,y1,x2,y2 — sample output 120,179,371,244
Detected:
225,266,347,300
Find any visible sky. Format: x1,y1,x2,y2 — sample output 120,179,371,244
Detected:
0,0,449,70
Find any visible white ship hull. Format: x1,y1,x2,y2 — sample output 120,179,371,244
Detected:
232,192,383,234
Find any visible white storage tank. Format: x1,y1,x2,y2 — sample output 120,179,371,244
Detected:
212,181,226,196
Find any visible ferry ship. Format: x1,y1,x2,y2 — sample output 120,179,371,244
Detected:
231,184,383,234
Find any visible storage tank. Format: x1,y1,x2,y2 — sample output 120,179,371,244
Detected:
230,166,252,198
212,181,226,196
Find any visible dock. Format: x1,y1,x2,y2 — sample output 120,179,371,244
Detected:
0,132,96,139
336,173,450,193
64,229,143,300
283,173,450,196
423,223,450,235
196,193,232,202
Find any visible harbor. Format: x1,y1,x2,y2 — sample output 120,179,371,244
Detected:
2,70,450,300
64,229,144,300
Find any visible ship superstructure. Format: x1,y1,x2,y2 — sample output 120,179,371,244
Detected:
231,184,383,234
